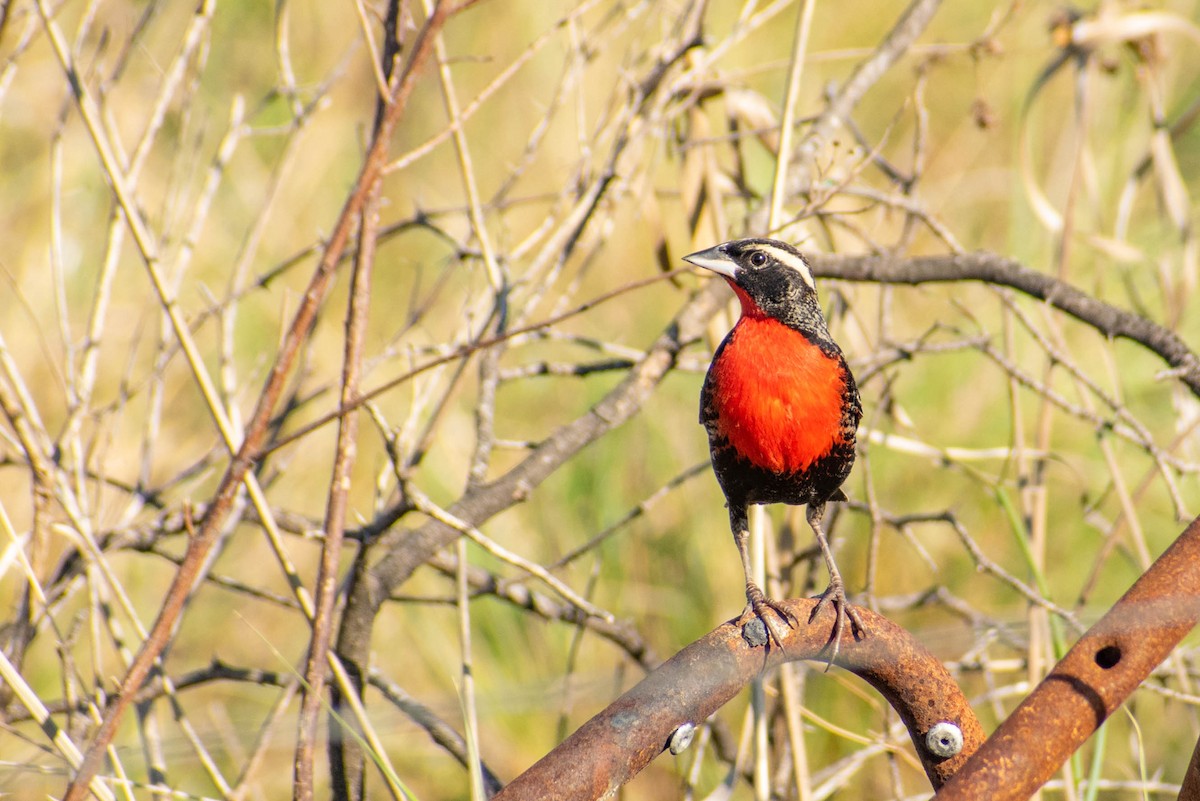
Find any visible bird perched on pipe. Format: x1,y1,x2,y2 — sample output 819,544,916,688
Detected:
686,238,864,658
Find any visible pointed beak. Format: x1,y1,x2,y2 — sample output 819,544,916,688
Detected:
683,244,739,281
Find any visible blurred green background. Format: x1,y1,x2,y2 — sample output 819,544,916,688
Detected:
1,0,1199,798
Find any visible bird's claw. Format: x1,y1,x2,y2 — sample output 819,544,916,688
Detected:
809,578,865,668
738,583,795,648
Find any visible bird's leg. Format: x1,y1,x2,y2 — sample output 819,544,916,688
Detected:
807,502,866,666
730,504,794,647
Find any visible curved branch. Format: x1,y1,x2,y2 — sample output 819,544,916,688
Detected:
813,252,1200,398
494,601,985,800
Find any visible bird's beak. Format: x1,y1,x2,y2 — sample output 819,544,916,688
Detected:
683,244,739,281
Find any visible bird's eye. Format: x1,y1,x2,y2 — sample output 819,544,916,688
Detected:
749,251,768,267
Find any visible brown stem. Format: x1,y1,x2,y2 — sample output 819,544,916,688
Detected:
61,3,457,799
293,136,378,801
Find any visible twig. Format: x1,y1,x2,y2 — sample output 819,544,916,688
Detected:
406,483,614,623
0,648,115,801
367,668,503,796
292,124,376,801
790,0,945,194
423,549,659,670
55,1,460,796
260,267,695,459
765,0,815,233
333,278,725,795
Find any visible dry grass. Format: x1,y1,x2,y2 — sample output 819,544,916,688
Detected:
2,0,1200,798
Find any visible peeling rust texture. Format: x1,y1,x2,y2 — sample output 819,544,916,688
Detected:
936,516,1200,801
493,601,983,800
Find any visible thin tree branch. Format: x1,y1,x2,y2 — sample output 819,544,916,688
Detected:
59,2,458,797
814,251,1200,398
332,278,723,798
293,134,377,801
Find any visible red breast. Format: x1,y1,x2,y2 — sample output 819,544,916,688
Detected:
709,307,848,475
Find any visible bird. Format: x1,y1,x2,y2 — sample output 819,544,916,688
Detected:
685,238,864,657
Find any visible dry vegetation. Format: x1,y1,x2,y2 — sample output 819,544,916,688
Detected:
2,0,1200,798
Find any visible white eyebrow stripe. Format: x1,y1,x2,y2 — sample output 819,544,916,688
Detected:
757,244,815,289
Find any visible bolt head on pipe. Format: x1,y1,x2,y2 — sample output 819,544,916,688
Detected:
669,722,697,755
925,721,964,758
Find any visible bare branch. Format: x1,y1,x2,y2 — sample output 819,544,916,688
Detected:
59,2,458,796
815,251,1200,397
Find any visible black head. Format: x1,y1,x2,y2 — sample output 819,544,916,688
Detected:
683,238,831,336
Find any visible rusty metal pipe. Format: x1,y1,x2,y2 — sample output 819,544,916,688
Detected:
936,516,1200,800
1180,730,1200,801
494,602,984,800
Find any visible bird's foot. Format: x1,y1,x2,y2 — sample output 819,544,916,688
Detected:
738,582,796,648
809,578,866,668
